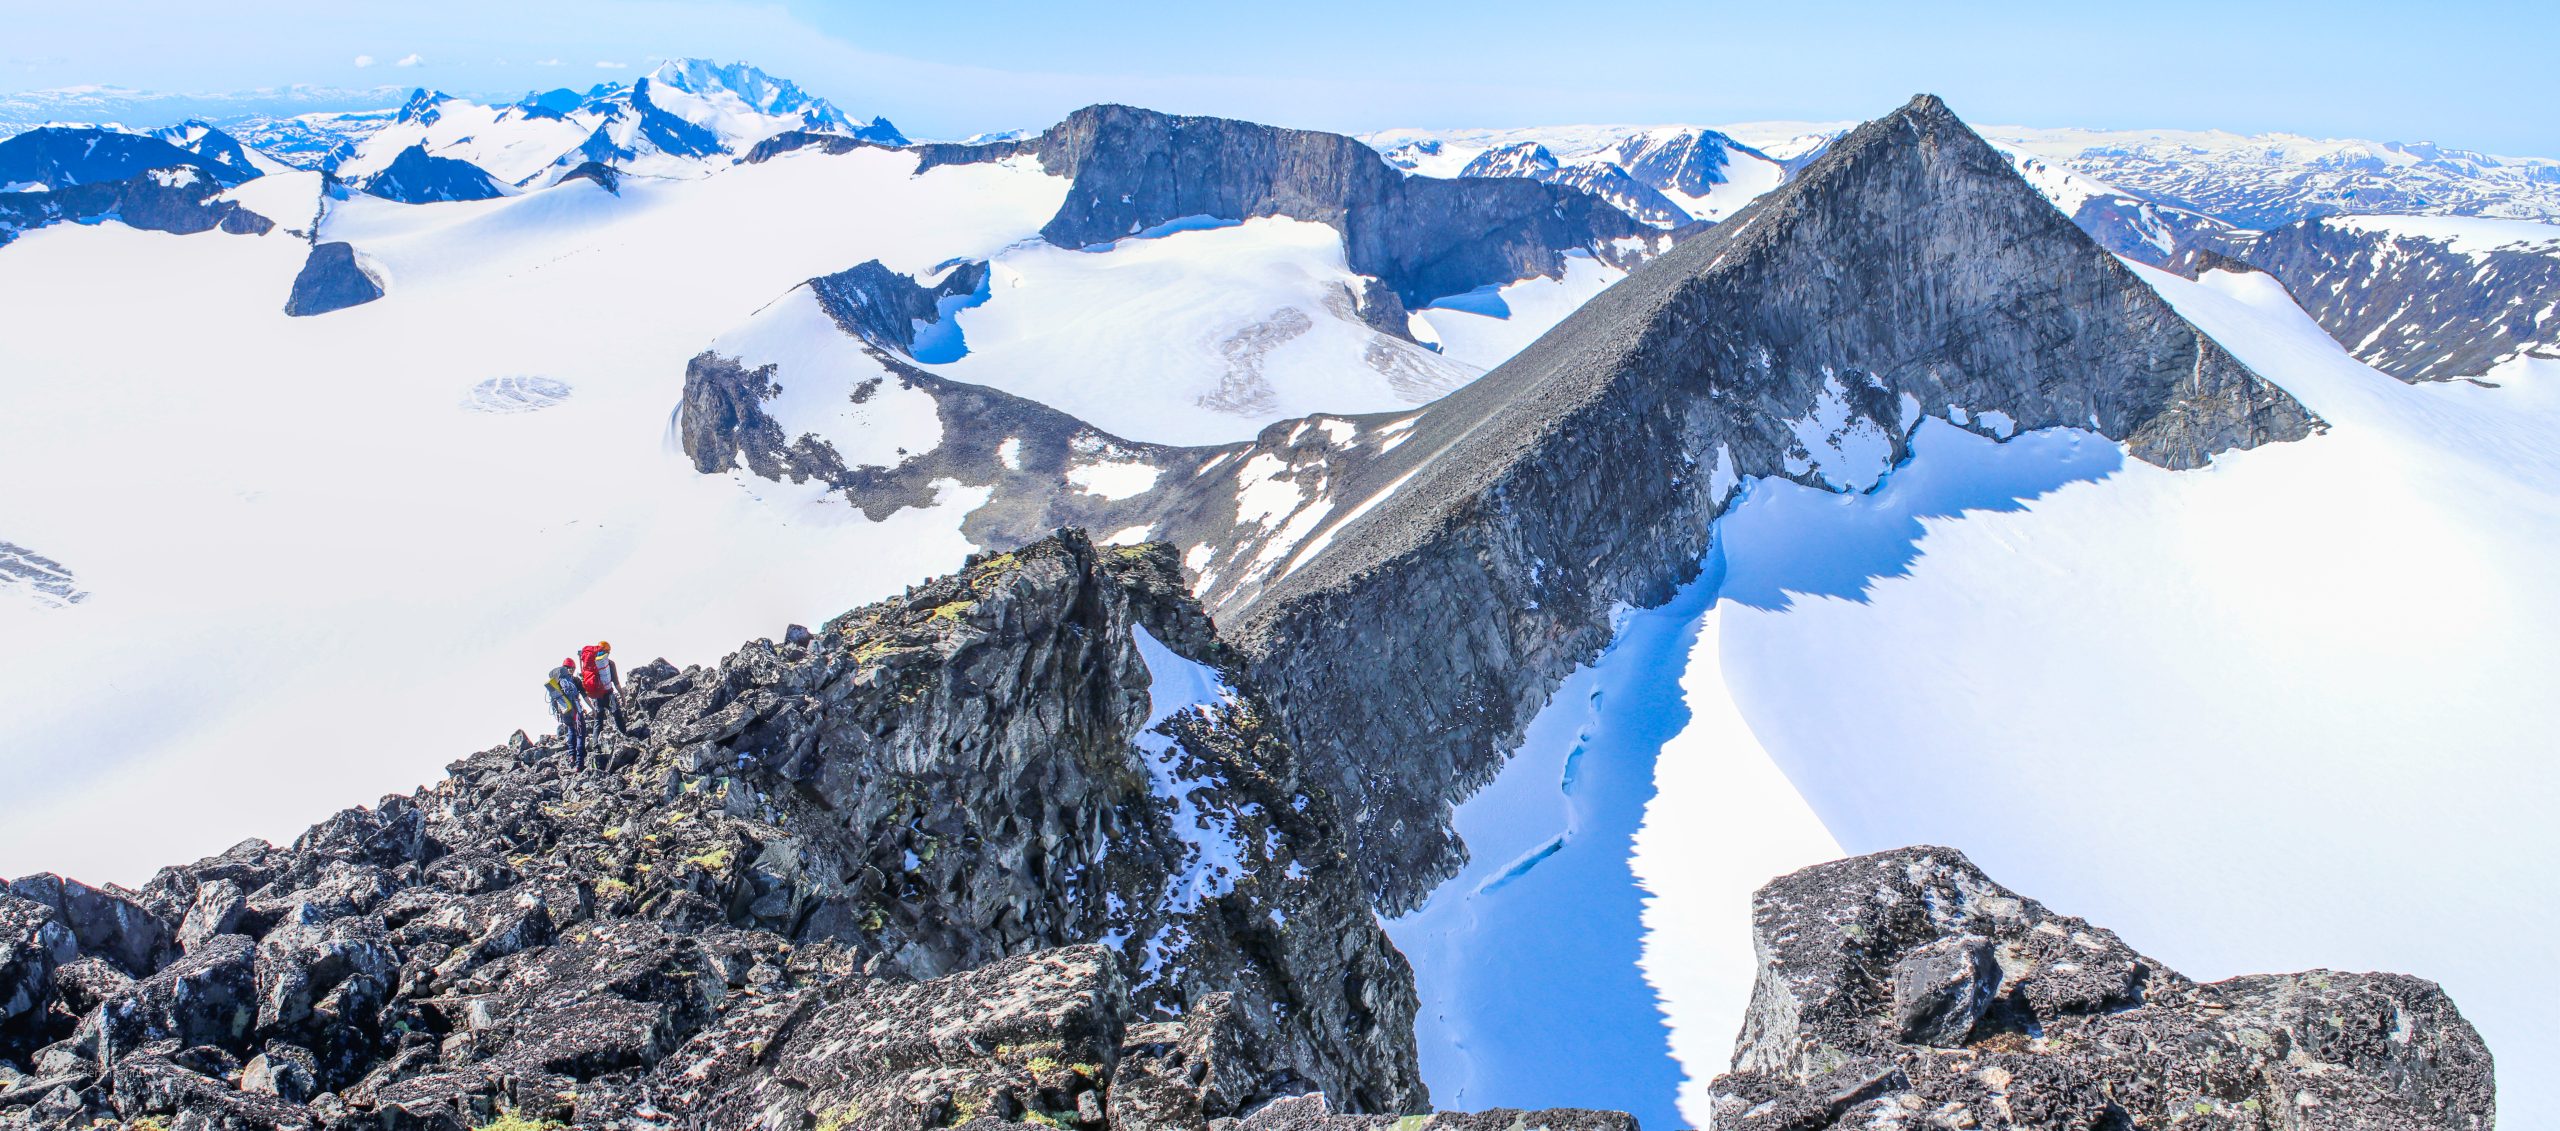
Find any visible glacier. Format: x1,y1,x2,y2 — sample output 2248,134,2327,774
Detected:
1400,260,2560,1127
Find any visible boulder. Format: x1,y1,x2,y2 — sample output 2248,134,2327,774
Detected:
1709,847,2495,1130
1887,934,1998,1047
7,874,170,976
0,893,76,1029
92,932,261,1061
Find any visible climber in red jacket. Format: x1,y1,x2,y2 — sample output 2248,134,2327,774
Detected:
578,640,626,735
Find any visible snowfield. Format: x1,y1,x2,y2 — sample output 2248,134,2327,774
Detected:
0,145,1063,882
1409,252,1626,373
1401,264,2560,1127
924,216,1478,445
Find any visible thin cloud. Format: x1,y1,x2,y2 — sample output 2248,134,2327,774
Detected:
535,58,562,67
594,61,627,70
395,53,424,68
352,55,375,68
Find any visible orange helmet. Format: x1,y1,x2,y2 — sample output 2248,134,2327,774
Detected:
597,640,612,653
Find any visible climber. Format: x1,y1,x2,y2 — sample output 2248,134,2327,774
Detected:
545,656,587,766
579,639,626,735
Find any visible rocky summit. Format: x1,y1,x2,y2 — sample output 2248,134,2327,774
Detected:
1710,848,2494,1130
0,532,1631,1130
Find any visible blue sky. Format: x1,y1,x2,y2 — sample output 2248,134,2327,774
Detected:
11,0,2557,152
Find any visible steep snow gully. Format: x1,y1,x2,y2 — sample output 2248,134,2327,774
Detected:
1395,263,2560,1128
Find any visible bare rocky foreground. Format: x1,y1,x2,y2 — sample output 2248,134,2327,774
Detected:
0,533,2497,1130
0,534,1614,1130
1711,849,2493,1130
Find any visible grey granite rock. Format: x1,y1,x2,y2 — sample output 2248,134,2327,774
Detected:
1710,847,2494,1130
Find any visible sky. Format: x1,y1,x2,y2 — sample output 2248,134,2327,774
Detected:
5,0,2557,152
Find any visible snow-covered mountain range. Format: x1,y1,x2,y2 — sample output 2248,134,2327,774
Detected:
3,55,2556,1130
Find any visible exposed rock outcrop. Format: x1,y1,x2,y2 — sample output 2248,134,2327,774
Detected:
0,164,274,249
1207,94,2319,909
742,104,1663,306
358,144,508,204
1710,847,2494,1130
1,533,1652,1128
807,257,989,357
283,242,385,317
699,95,2325,915
2240,217,2560,381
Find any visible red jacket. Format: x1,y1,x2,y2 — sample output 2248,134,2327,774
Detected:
577,645,617,699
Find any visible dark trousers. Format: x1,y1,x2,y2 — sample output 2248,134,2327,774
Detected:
588,690,625,734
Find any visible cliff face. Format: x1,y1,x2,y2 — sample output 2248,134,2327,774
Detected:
917,104,1663,307
0,535,1511,1129
1712,847,2494,1130
1203,95,2319,910
690,96,2325,914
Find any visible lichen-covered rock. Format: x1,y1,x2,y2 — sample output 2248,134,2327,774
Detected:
1888,936,1998,1048
0,896,76,1032
5,875,169,978
1709,847,2495,1130
0,532,1458,1129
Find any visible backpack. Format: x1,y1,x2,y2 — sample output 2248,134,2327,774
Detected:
546,664,579,712
578,644,608,698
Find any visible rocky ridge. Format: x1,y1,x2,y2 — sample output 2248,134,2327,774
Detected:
684,95,2325,912
1204,94,2320,909
1711,847,2493,1130
2,534,1664,1129
0,126,277,249
2236,217,2560,382
775,103,1666,311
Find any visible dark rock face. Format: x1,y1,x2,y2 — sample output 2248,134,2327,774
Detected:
675,338,1217,544
0,163,275,249
283,242,385,317
2241,217,2560,382
1888,936,1998,1048
694,96,2322,916
357,144,507,204
807,257,990,356
1204,94,2319,909
1710,847,2494,1130
908,104,1660,306
0,533,1574,1128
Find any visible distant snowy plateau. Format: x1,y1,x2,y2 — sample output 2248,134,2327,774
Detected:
4,60,2558,1129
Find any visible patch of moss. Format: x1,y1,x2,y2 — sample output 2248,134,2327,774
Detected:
1025,1055,1060,1075
475,1112,566,1131
685,847,733,872
926,597,976,623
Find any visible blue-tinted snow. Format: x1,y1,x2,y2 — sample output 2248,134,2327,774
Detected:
1394,417,2122,1128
